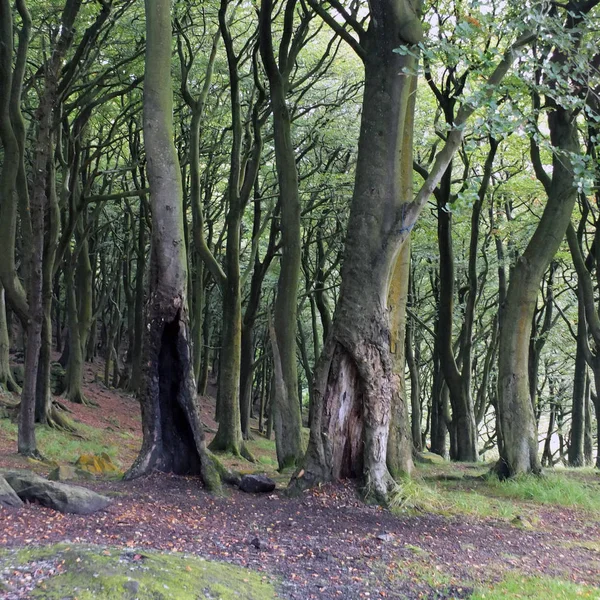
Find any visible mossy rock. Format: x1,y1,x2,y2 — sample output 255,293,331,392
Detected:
48,465,94,482
75,453,120,476
0,544,277,599
9,363,65,395
415,451,447,465
50,362,66,395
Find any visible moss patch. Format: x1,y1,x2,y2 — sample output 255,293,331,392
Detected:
472,573,599,599
0,544,277,599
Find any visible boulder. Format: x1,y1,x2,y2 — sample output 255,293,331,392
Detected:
2,469,110,514
75,453,120,475
0,475,23,508
238,474,276,494
48,465,94,482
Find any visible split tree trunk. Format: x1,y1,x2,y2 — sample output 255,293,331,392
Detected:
290,8,424,501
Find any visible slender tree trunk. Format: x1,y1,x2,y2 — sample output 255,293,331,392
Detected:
497,106,579,477
259,0,304,469
387,237,414,477
568,288,586,466
406,308,421,452
584,376,593,465
129,199,146,394
0,284,19,393
64,248,89,405
198,290,212,396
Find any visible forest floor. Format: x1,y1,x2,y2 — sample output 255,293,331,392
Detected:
1,362,600,599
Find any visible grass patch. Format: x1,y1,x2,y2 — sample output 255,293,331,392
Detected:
484,473,600,512
472,573,600,599
390,476,520,521
0,419,122,467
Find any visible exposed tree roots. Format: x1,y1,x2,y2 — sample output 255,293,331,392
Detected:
66,389,99,407
208,436,256,463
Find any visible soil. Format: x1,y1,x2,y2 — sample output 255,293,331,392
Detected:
1,363,600,599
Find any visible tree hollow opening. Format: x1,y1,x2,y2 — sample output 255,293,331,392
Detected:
158,315,201,475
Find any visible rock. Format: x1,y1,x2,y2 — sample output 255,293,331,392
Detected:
250,537,270,551
123,580,140,594
0,475,23,508
376,533,394,543
238,474,276,494
2,469,111,515
48,465,94,482
50,362,66,395
75,452,120,475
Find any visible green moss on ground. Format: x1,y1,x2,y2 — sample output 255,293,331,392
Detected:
472,573,599,599
0,544,277,599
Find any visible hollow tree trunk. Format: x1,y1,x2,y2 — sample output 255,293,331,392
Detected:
125,0,218,490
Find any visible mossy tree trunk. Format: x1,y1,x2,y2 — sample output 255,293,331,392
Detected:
0,0,31,329
0,284,19,394
497,107,579,477
259,0,309,469
205,0,263,459
126,0,218,490
387,237,414,478
293,0,530,502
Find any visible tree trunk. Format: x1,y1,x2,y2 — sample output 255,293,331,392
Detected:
0,284,19,393
64,247,89,405
497,105,579,477
129,199,146,394
291,16,423,500
405,309,421,452
568,288,586,466
259,0,304,469
126,0,219,490
387,237,414,478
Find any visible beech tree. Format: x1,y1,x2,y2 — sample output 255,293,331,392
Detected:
125,0,219,488
291,0,533,501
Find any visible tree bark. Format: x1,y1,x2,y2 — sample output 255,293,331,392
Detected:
290,5,424,501
387,237,414,478
568,287,586,466
497,106,579,477
126,0,219,490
